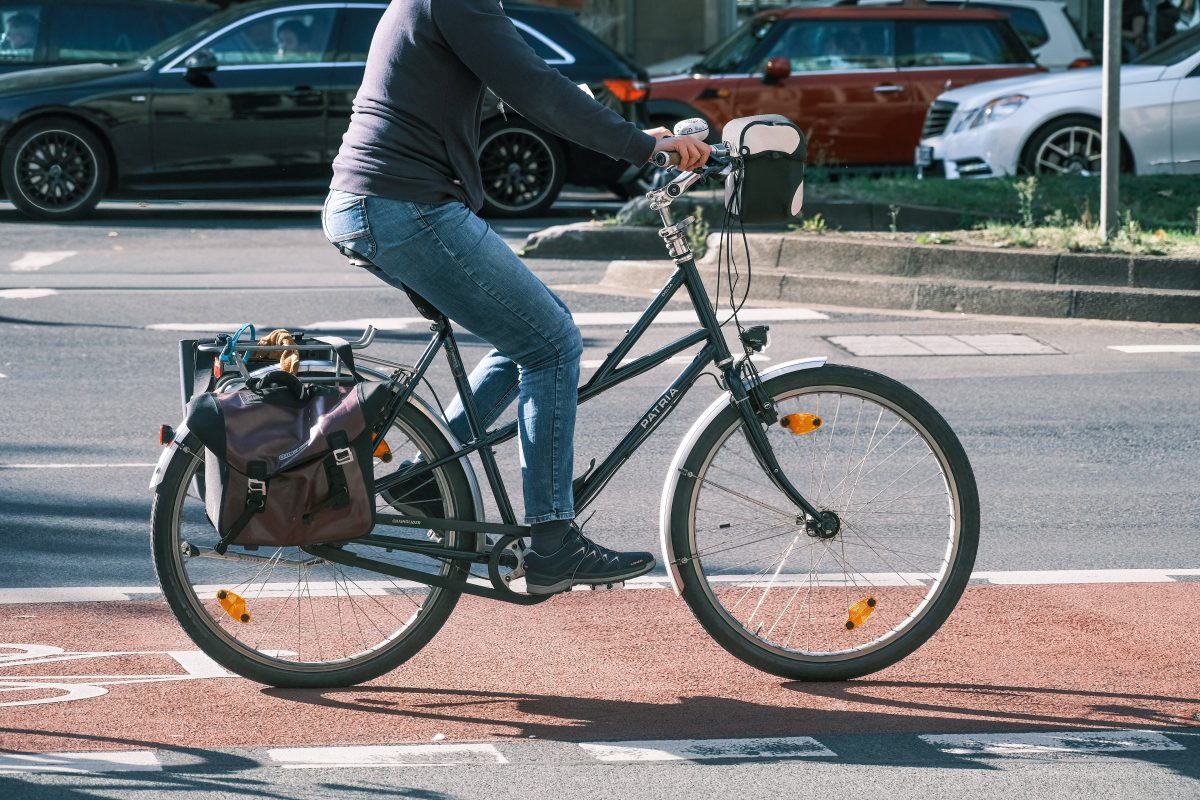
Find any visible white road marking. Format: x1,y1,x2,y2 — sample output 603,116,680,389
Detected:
921,730,1185,757
580,354,769,370
580,736,835,762
179,308,832,334
9,251,77,272
0,462,157,470
268,744,508,769
0,288,58,300
830,334,1059,357
0,750,161,774
1109,345,1200,354
2,569,1199,606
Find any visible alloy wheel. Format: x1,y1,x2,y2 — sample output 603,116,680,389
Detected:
479,127,559,214
1033,125,1102,176
14,129,100,213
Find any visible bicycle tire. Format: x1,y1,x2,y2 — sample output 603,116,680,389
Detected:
666,364,979,681
151,398,477,688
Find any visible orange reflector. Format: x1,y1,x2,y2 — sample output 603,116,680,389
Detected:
158,424,175,446
603,78,649,102
213,361,223,378
780,413,822,435
845,596,876,630
1067,58,1095,69
373,438,393,463
217,589,251,624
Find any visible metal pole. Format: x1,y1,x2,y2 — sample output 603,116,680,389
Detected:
1099,0,1121,239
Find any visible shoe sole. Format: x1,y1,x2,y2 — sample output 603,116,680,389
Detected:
524,557,656,596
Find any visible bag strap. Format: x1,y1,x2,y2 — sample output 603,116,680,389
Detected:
314,336,364,382
302,431,354,524
214,461,268,555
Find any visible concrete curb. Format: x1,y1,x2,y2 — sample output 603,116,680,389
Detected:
601,258,1200,324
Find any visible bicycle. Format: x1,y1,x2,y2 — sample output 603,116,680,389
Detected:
150,143,979,688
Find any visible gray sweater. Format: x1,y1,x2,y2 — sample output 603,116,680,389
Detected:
331,0,657,211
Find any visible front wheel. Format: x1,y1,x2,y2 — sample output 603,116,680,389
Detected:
667,364,979,681
1,117,109,220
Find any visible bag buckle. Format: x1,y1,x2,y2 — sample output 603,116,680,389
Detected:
333,448,354,466
247,478,267,495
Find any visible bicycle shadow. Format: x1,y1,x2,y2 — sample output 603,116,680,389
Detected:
262,681,1200,777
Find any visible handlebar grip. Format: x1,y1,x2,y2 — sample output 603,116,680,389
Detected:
652,150,681,168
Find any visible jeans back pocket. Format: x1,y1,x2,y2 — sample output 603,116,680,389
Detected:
322,191,377,261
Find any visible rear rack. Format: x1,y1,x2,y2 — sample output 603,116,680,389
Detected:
195,325,377,382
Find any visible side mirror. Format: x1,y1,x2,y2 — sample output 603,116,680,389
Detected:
183,48,218,75
763,56,791,84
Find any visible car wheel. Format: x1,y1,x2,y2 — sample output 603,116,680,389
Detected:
478,122,565,217
609,163,670,199
1020,116,1126,177
2,118,109,220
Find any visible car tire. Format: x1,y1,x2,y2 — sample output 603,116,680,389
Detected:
2,117,109,220
1020,115,1129,177
478,121,565,217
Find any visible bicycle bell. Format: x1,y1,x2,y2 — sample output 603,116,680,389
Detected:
673,118,709,141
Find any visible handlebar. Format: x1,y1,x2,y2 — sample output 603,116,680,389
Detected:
651,142,731,169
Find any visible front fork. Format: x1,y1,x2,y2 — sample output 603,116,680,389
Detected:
653,189,834,535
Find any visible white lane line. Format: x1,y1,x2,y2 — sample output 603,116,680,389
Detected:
3,568,1199,605
0,463,157,470
268,744,508,769
0,750,161,774
9,251,78,272
580,354,769,369
1109,345,1200,354
0,288,58,300
921,730,1185,758
155,308,832,334
580,736,835,762
830,334,1059,357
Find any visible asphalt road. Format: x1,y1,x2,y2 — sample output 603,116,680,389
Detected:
1,195,1197,798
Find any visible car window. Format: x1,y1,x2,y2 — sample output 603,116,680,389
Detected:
0,4,42,63
760,19,896,72
332,6,381,62
57,2,163,62
698,17,775,73
207,9,335,65
898,20,1028,67
161,6,215,36
1133,25,1200,65
512,19,570,63
973,3,1049,50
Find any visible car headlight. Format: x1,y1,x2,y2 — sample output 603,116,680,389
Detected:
955,94,1028,132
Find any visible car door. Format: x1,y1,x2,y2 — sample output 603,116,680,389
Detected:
326,3,384,161
897,17,1038,154
149,6,337,188
1171,62,1200,174
729,18,905,166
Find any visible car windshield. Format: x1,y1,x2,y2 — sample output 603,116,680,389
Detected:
1133,27,1200,65
697,18,775,73
132,6,240,67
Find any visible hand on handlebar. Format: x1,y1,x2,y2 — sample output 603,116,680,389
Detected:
650,134,711,172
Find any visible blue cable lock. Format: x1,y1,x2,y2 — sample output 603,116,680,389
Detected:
219,323,256,366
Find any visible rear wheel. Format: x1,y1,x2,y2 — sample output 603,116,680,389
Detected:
151,400,477,688
668,365,979,681
1,118,108,220
479,121,565,217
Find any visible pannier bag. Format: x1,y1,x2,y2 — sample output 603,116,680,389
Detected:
185,371,390,553
722,114,807,225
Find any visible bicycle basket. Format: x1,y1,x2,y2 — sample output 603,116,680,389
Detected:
722,114,807,225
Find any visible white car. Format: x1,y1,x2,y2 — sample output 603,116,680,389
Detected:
918,27,1200,178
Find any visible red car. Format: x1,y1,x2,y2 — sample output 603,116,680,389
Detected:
649,7,1042,168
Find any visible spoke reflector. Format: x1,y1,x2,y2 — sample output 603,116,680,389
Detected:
780,413,822,435
217,589,251,624
845,596,876,630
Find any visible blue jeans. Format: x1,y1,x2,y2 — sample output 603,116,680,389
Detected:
321,189,580,524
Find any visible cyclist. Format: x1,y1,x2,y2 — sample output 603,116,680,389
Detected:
322,0,709,595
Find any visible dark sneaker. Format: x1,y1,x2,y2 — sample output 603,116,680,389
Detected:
522,526,655,595
380,461,444,519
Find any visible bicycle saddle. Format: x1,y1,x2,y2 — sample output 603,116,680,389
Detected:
345,254,445,323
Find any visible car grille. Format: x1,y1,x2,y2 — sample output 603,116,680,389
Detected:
922,100,958,139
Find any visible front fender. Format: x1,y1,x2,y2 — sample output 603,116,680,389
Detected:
658,356,827,595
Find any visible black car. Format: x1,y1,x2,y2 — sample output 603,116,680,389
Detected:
0,0,216,75
0,0,649,220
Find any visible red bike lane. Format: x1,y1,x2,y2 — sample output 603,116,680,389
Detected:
1,583,1196,754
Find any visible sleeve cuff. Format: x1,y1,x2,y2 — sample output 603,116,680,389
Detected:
621,129,658,166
